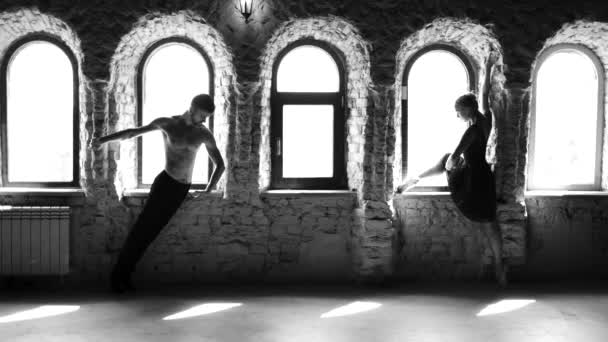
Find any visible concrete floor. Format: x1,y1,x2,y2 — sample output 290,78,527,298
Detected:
1,281,607,342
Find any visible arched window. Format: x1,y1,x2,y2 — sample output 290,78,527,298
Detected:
271,40,346,189
402,45,476,189
529,44,604,190
0,35,79,187
138,38,213,188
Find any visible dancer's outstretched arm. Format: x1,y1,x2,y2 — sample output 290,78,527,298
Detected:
90,118,168,149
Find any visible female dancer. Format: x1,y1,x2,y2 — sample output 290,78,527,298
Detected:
397,52,506,286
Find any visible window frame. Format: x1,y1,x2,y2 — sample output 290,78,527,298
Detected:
136,37,215,189
528,43,605,191
0,33,80,188
401,44,477,191
270,39,347,190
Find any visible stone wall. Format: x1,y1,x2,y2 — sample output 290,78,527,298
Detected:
524,195,608,279
106,10,236,194
116,193,356,284
0,1,607,285
393,195,527,280
394,195,491,280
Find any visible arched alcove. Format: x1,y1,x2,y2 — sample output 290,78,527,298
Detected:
107,10,236,196
258,16,373,197
528,20,608,191
0,8,87,188
393,17,506,195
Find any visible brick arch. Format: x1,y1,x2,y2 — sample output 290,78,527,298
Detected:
526,20,608,191
107,10,236,194
0,8,88,187
392,17,506,194
257,16,373,195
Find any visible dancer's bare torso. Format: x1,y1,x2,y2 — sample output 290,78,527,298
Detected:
154,115,213,184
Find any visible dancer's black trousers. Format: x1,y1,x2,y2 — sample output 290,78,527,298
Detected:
112,170,191,279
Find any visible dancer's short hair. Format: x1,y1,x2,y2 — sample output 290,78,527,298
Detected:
455,93,478,110
191,94,215,112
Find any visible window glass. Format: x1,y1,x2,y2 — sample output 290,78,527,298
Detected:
141,43,210,185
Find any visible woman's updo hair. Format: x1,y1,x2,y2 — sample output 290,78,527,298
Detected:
455,93,478,110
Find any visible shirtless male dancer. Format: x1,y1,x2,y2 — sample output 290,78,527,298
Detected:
91,94,225,293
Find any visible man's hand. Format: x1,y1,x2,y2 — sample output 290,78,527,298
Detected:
89,137,102,150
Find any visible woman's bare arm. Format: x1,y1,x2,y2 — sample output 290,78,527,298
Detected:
480,49,499,144
481,49,499,114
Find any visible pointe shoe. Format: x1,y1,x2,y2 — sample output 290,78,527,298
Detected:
396,178,420,194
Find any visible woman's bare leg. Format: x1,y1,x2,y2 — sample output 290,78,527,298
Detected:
418,153,451,178
397,153,451,193
474,227,487,281
479,220,507,287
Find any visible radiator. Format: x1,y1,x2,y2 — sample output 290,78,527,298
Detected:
0,206,70,275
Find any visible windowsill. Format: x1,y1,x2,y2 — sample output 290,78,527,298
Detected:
261,190,357,198
122,189,224,198
394,191,451,197
0,188,85,197
525,190,608,198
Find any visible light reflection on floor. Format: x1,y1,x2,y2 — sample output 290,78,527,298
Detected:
0,283,607,341
163,303,242,320
477,299,536,316
320,301,382,318
0,305,80,323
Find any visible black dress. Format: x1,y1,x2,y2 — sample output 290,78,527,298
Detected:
445,114,496,222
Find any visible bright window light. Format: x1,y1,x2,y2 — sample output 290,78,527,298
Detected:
283,105,333,178
320,301,382,318
0,305,80,323
7,41,74,182
531,49,600,189
407,50,470,187
277,45,339,92
476,299,536,316
162,303,242,320
142,42,210,185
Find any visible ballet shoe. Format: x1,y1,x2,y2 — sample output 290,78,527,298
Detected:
396,178,419,194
